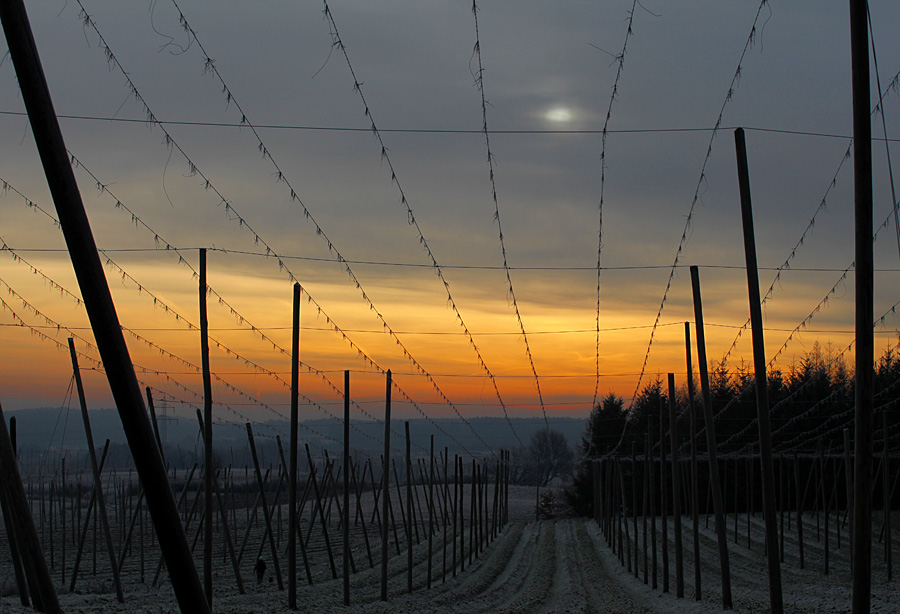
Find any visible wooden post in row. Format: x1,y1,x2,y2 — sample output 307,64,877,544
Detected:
659,405,669,593
667,373,684,598
406,421,414,594
690,265,733,609
381,370,392,601
685,322,702,601
343,371,351,606
289,282,301,610
193,412,243,594
246,423,284,590
69,339,124,604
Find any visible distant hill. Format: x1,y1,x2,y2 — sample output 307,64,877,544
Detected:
6,407,587,470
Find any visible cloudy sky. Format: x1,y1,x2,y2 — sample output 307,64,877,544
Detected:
1,1,899,443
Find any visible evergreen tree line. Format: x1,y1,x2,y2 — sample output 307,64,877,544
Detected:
567,341,900,515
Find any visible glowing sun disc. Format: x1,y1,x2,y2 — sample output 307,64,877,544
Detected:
545,107,573,122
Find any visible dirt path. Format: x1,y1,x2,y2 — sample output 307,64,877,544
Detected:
0,517,678,613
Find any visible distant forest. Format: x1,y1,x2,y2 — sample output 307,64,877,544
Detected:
581,341,900,459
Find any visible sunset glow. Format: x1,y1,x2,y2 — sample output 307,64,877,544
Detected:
0,1,898,442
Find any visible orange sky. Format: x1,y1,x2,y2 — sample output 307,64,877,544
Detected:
1,2,900,437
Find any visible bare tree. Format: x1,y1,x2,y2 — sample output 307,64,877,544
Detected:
513,429,573,487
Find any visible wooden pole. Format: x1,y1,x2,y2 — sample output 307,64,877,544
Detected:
194,413,243,593
116,487,145,576
659,404,669,593
844,428,854,560
0,4,208,610
288,282,300,609
61,457,66,586
734,127,784,613
632,442,639,579
343,370,351,606
470,460,476,565
460,456,466,571
145,388,164,458
304,447,337,579
393,459,409,555
349,459,373,568
453,454,459,576
685,322,701,600
849,0,874,610
293,474,314,586
254,458,288,564
617,456,631,572
212,470,244,594
406,421,413,593
794,453,805,569
0,403,61,614
246,423,284,589
151,467,197,586
648,422,657,590
428,435,434,589
779,456,785,562
68,339,124,603
443,446,449,583
690,265,733,609
821,446,830,574
667,373,684,598
237,467,271,563
885,412,893,580
643,443,649,585
380,371,392,600
8,416,15,460
0,430,29,606
199,248,214,608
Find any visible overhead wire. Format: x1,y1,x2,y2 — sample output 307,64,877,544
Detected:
69,0,481,457
469,0,548,431
3,109,900,142
318,0,524,448
0,177,365,448
593,0,640,411
627,0,773,421
164,0,493,456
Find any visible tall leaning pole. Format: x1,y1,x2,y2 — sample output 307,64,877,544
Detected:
734,127,783,614
849,0,874,611
0,3,210,612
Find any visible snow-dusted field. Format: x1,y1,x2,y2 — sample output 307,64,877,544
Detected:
2,486,899,613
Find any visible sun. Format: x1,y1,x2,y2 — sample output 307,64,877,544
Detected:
545,107,574,123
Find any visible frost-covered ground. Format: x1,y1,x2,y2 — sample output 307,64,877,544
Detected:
1,486,898,613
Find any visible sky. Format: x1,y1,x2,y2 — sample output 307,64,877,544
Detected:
1,1,900,444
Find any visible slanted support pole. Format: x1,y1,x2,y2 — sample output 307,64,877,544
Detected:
69,339,124,604
199,248,214,608
690,265,733,609
247,423,284,590
734,128,783,614
0,3,208,611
